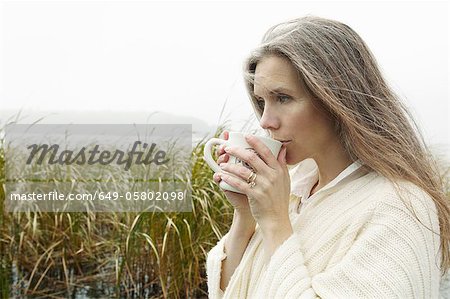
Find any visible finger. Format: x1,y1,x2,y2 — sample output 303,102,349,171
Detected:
277,146,287,165
217,155,225,164
215,144,226,157
219,162,254,183
215,132,229,156
219,173,249,194
215,141,229,156
213,173,222,183
245,135,279,169
224,145,266,175
218,144,226,154
217,153,229,164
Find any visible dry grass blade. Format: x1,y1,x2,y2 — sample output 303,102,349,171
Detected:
140,233,160,265
125,213,142,256
32,260,54,292
25,239,61,294
61,251,70,293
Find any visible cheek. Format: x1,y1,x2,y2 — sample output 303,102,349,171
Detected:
294,105,334,142
290,114,318,141
286,114,334,162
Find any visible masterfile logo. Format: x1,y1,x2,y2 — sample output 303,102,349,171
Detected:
4,124,192,212
26,141,170,171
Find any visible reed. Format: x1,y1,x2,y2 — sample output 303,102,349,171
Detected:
0,125,234,298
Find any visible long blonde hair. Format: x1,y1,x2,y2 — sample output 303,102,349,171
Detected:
243,16,450,274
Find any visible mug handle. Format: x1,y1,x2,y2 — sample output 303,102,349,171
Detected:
203,138,226,173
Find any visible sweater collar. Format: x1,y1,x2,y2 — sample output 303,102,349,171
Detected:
289,158,364,202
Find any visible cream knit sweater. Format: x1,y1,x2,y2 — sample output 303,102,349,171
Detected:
207,159,444,298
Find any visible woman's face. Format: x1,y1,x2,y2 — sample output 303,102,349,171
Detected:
254,55,338,165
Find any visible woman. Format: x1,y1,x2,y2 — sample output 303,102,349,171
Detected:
206,16,449,298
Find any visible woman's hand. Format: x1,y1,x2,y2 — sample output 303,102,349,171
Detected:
217,135,293,243
212,131,254,216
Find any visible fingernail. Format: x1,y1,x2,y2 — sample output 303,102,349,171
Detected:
219,163,225,168
224,147,230,152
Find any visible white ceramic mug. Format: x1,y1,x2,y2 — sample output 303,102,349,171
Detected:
203,131,282,194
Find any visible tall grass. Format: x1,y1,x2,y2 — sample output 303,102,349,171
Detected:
1,123,448,298
0,125,234,298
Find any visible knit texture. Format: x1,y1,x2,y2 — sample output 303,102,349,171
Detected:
207,170,443,298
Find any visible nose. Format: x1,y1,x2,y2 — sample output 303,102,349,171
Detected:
259,105,280,132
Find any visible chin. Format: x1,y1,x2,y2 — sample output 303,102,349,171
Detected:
286,152,306,166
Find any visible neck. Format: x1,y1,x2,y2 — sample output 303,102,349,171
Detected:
310,142,353,195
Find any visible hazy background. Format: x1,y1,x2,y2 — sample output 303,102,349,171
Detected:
0,1,448,157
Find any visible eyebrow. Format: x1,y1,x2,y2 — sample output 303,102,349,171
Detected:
254,87,294,98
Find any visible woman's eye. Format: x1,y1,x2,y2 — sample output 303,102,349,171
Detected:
277,95,291,103
255,95,290,111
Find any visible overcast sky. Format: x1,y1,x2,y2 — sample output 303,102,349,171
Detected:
0,1,448,148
